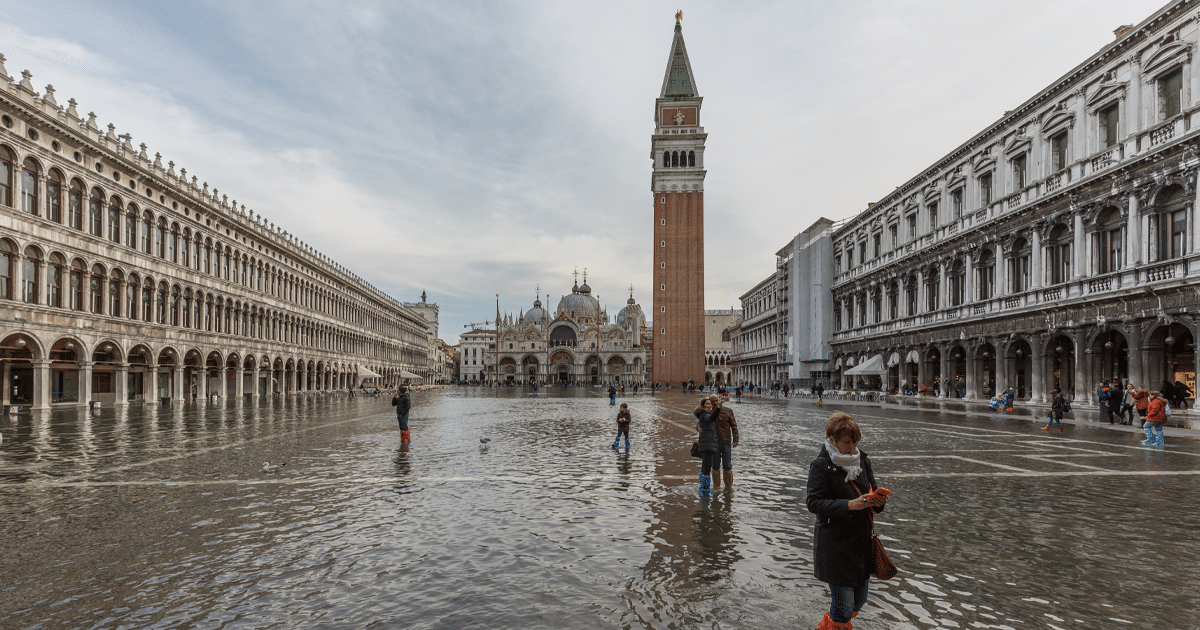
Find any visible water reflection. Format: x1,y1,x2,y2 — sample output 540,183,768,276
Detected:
0,390,1195,628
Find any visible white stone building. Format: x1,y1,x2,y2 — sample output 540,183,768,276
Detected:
829,1,1200,406
730,274,779,388
0,56,430,409
458,329,493,383
776,218,836,388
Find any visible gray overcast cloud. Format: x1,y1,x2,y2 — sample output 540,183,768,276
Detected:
0,0,1165,342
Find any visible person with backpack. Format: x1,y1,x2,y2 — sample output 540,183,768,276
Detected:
1142,391,1168,446
1041,388,1067,432
391,386,412,444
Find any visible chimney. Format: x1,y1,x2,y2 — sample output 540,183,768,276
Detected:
1114,25,1133,40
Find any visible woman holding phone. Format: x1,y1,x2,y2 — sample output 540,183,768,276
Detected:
806,412,889,630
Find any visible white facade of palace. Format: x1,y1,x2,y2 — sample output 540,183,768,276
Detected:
828,1,1200,406
0,56,431,410
468,276,648,384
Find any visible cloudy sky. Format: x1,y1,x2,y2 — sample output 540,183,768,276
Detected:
0,0,1166,343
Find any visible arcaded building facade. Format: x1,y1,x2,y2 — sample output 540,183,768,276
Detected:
0,57,430,410
829,1,1200,406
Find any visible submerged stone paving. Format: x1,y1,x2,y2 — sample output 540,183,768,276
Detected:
0,388,1193,629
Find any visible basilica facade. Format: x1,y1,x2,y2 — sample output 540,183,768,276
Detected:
829,2,1200,407
474,276,648,384
0,56,431,410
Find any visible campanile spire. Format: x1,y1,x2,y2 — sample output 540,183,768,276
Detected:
650,15,706,384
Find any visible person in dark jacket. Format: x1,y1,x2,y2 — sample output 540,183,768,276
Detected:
1041,388,1065,432
694,398,719,495
708,394,739,490
1107,380,1124,425
608,384,617,405
612,403,632,450
391,387,412,444
806,412,888,630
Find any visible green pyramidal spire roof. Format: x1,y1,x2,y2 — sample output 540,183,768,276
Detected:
660,22,697,98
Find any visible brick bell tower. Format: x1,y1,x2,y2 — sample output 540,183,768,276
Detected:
651,12,706,385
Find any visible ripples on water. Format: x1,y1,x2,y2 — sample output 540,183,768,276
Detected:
0,389,1194,628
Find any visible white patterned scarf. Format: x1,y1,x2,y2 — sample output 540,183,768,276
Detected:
825,438,863,483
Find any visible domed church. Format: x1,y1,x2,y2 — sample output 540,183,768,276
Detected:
487,272,647,384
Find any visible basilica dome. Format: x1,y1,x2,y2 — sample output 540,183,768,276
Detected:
523,297,547,324
616,295,644,329
558,283,600,315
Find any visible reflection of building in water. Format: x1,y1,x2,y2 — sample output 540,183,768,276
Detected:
0,56,430,410
471,272,648,384
827,3,1200,407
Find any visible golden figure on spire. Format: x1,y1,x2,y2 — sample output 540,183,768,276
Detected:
675,10,682,24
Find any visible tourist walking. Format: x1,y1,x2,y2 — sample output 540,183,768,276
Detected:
1119,383,1136,425
693,398,719,495
391,386,412,444
815,382,824,403
1108,379,1124,425
806,412,889,630
1041,388,1066,432
709,394,739,489
612,403,632,450
1002,385,1015,412
608,384,617,405
1142,391,1168,446
1172,380,1191,409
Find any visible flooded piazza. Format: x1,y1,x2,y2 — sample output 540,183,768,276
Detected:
0,389,1196,629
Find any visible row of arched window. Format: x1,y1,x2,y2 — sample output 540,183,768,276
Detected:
0,143,422,340
0,238,427,363
834,191,1192,332
661,150,696,168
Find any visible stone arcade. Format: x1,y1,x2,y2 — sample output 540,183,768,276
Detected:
0,55,431,410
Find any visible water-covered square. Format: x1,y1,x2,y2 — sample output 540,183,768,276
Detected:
1,389,1195,629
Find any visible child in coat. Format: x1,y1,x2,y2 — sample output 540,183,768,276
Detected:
612,403,631,449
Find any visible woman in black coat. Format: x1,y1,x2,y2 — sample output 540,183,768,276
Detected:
694,398,720,495
806,412,888,630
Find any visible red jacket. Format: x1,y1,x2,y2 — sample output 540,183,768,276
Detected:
1146,398,1168,424
1134,390,1149,411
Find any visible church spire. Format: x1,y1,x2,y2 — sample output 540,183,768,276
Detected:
660,15,698,98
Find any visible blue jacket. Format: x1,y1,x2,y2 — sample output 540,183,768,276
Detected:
806,444,884,587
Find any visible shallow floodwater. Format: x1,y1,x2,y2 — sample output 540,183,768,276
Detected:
0,388,1195,629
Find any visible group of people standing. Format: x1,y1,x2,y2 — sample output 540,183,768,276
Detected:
1037,379,1184,446
692,394,740,495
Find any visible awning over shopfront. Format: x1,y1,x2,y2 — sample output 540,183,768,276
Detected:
845,354,886,376
357,365,382,378
399,369,423,381
906,350,920,364
845,356,855,366
834,357,843,369
887,352,901,368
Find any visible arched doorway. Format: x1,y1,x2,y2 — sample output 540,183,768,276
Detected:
948,345,967,398
1,333,38,405
924,347,941,395
1148,322,1195,407
976,343,997,398
1091,328,1129,384
1045,334,1075,397
1006,338,1033,400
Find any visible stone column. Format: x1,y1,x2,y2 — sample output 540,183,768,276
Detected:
914,271,924,315
173,365,184,402
115,362,128,407
196,365,207,401
1,361,9,406
1031,228,1044,289
939,346,951,398
1031,348,1046,403
33,359,51,411
965,347,978,399
938,262,948,312
964,256,975,309
1073,213,1086,281
1127,192,1142,268
78,360,93,407
250,362,260,398
1073,328,1088,405
235,366,245,400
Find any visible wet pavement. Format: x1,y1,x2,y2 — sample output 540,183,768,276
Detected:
0,388,1195,629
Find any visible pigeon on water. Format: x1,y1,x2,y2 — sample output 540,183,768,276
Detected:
480,437,491,444
262,461,286,473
